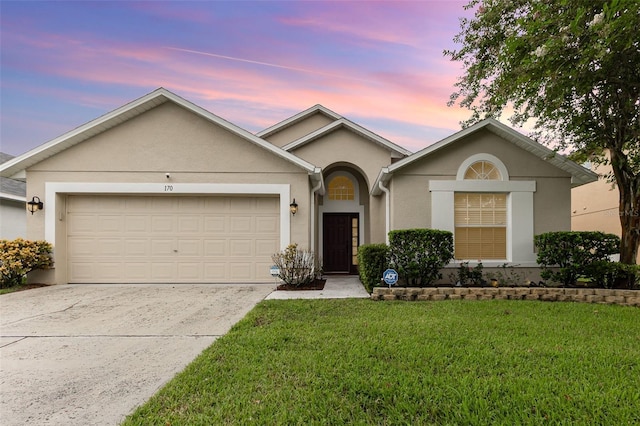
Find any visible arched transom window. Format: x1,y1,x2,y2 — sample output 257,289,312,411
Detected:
328,176,355,200
464,160,502,180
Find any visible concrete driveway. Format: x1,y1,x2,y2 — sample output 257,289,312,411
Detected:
0,283,274,426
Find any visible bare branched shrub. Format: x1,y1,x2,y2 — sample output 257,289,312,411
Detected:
271,244,317,287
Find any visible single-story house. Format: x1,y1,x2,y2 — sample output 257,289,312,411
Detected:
0,88,597,285
1,152,27,240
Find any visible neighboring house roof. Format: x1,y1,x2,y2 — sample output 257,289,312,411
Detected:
0,153,26,202
372,118,598,195
281,118,413,159
256,104,342,139
0,88,324,189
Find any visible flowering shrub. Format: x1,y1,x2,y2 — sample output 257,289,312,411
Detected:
0,238,54,288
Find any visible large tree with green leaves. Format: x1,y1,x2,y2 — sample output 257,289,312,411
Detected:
445,0,640,264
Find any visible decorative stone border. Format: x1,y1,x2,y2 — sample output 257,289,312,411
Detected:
371,287,640,307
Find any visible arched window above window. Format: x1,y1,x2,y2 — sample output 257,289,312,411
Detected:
464,160,502,180
456,153,509,181
328,176,355,200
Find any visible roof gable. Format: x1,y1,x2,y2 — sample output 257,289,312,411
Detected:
372,118,597,194
282,118,412,159
0,88,321,182
256,104,341,139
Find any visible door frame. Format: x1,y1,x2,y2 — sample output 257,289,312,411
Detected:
322,212,359,274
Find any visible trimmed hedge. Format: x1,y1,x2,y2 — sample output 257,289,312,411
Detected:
534,231,620,287
388,229,454,286
357,244,389,293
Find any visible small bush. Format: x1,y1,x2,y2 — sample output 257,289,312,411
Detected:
534,231,620,287
271,244,317,287
450,261,485,286
584,261,640,289
388,229,454,286
485,263,526,287
0,238,54,288
357,244,389,293
616,263,640,289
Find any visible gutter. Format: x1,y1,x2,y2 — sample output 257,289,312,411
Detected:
378,181,391,245
309,167,325,252
310,178,323,252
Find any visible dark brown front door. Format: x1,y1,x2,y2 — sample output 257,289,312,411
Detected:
323,213,358,274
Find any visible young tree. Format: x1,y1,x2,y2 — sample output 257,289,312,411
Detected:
445,0,640,264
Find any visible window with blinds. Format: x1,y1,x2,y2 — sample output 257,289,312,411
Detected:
328,176,355,200
454,193,507,259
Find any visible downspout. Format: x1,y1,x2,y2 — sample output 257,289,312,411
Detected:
378,180,390,245
310,179,323,252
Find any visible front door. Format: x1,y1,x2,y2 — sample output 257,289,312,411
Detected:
323,213,358,274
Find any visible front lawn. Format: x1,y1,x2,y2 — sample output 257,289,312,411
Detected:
123,299,640,425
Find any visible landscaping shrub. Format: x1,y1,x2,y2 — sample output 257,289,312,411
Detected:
0,238,54,288
617,263,640,289
534,231,620,287
584,261,640,289
388,229,454,286
484,263,526,287
451,261,485,286
271,244,317,287
357,243,389,293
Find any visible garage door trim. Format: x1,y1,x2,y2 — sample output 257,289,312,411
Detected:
45,182,292,249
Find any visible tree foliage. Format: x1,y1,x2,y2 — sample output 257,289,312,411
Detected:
445,0,640,263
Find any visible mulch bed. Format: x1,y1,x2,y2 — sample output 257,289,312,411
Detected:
276,278,326,291
0,283,50,294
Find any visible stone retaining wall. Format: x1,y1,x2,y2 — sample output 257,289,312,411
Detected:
371,287,640,307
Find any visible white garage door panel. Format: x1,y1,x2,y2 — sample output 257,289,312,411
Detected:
67,195,280,283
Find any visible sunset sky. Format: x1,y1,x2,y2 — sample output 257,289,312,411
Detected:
0,1,478,157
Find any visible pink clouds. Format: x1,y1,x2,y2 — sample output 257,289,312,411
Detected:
1,1,477,156
279,1,467,49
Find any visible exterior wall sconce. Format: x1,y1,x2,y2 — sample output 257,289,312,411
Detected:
289,199,298,216
27,196,44,214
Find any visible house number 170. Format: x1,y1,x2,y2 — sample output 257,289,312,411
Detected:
164,185,173,192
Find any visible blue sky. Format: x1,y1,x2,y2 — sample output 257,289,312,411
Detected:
0,1,475,156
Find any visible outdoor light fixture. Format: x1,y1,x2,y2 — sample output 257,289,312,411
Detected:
289,199,298,216
27,196,44,215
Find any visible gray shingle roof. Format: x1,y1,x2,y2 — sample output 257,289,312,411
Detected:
0,153,26,198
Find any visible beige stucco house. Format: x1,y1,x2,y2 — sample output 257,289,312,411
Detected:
0,88,596,285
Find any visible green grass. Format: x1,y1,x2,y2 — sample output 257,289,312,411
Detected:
123,300,640,425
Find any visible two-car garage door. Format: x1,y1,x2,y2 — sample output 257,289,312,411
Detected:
66,195,279,283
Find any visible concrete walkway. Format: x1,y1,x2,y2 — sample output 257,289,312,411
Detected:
265,275,370,300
